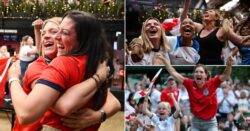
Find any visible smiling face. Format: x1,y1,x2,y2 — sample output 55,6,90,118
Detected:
157,102,170,119
167,79,177,88
145,19,162,40
41,21,60,59
56,17,78,56
193,66,207,87
202,10,219,23
180,18,195,38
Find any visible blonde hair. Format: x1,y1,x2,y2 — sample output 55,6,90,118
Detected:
213,9,221,27
21,35,32,46
40,17,62,57
41,17,62,31
221,18,232,48
158,102,171,112
141,17,170,53
129,37,143,50
202,9,221,27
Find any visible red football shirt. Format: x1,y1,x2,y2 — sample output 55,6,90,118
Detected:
14,55,100,131
36,55,100,131
183,75,222,120
160,87,179,107
13,57,47,131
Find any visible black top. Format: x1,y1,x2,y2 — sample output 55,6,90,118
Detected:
197,28,224,65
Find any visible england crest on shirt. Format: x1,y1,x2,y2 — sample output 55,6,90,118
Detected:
203,88,209,96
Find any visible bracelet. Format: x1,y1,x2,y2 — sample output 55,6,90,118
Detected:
92,75,99,88
99,109,107,123
8,77,20,86
94,74,101,82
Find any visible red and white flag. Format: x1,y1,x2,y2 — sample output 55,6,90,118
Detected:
162,18,181,36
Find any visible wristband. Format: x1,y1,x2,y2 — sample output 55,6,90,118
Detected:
99,109,107,123
8,77,20,86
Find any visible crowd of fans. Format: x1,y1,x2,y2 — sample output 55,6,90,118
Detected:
125,74,250,131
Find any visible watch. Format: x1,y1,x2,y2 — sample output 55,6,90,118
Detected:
99,109,107,123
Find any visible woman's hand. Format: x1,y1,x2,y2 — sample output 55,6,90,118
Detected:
153,53,165,65
242,35,250,42
130,45,144,62
8,60,21,79
62,108,101,129
32,19,43,30
156,53,168,64
95,60,110,83
220,56,232,81
157,53,185,84
226,56,233,67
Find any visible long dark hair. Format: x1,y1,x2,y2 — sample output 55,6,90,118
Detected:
63,10,114,110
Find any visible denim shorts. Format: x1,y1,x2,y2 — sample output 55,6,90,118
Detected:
191,116,218,131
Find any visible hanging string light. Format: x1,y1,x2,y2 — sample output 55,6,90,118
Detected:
1,0,123,20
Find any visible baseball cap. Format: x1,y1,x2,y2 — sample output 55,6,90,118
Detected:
167,76,175,81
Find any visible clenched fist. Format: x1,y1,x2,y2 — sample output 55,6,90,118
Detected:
129,38,144,62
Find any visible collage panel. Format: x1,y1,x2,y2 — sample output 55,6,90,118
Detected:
0,0,124,131
125,0,250,130
0,0,250,131
126,0,250,66
125,65,250,131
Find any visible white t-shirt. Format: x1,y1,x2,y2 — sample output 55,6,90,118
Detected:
167,36,200,65
221,41,240,65
125,90,136,117
19,45,36,61
151,113,175,131
149,89,161,113
127,48,170,65
179,88,189,101
238,98,249,112
136,114,155,131
167,36,178,51
216,88,237,113
127,35,200,65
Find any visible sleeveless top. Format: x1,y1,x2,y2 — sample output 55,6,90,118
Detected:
197,28,224,65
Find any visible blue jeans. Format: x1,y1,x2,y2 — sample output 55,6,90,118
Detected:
191,116,218,131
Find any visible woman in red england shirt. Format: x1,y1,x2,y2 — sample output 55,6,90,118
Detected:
157,53,232,131
8,10,115,131
11,17,120,131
